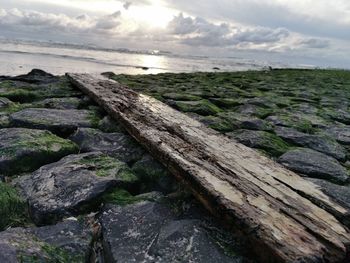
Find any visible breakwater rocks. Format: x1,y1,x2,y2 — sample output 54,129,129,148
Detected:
0,70,245,262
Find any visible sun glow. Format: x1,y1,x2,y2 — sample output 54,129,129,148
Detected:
125,2,175,28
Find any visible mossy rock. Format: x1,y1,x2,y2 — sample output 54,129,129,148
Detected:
0,128,79,176
0,182,29,231
171,100,222,116
228,129,290,157
196,115,234,132
100,188,162,206
209,98,243,108
162,92,202,101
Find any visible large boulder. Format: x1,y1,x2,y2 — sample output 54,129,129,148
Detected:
34,97,83,110
275,126,346,161
14,152,138,225
0,128,78,176
100,202,240,263
69,128,144,164
0,219,93,263
324,126,350,145
278,148,349,183
9,108,100,136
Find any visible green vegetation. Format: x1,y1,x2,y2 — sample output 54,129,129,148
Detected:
78,154,138,184
101,188,157,206
0,182,29,230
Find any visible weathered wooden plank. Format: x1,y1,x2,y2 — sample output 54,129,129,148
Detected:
68,73,350,263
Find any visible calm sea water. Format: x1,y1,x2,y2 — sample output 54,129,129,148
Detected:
0,39,308,76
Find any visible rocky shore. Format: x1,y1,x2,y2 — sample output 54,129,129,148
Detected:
1,68,350,262
0,70,245,262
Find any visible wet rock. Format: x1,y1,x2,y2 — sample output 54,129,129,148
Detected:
14,152,137,225
10,108,99,136
69,128,144,164
278,148,349,183
132,154,178,193
307,178,350,211
275,126,346,161
235,104,272,118
0,112,10,128
0,128,78,176
0,219,93,263
98,115,126,133
324,126,350,145
34,97,83,109
162,93,202,101
227,129,289,157
100,202,238,263
239,118,273,131
170,100,221,116
8,69,59,84
324,108,350,124
0,97,13,108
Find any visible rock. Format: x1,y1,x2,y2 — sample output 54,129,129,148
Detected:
239,118,273,131
0,219,93,263
235,104,272,118
14,152,137,225
227,130,290,157
162,93,202,101
0,112,10,128
0,97,13,108
8,69,59,84
323,108,350,124
324,126,350,145
275,126,347,161
278,148,349,183
34,97,83,109
10,108,100,136
170,100,221,116
132,154,178,193
98,115,126,133
100,202,238,263
307,178,350,211
69,128,144,164
0,128,78,176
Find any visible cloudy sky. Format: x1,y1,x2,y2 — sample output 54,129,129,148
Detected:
0,0,349,68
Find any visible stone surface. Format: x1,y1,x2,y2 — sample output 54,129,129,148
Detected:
34,97,83,109
100,202,239,263
14,152,137,225
325,126,350,145
307,178,350,211
98,115,126,133
0,219,93,263
170,100,221,116
0,128,78,176
278,148,349,183
0,97,13,108
275,126,347,161
227,129,289,157
9,108,99,136
8,69,59,84
69,128,144,163
132,154,178,193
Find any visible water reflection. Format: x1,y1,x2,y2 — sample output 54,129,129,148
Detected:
139,54,167,72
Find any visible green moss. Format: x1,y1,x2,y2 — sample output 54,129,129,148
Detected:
101,188,154,206
0,88,38,103
78,154,138,184
19,243,84,263
0,131,79,176
199,116,233,132
162,92,202,101
0,182,30,231
260,132,291,157
87,110,103,127
172,100,222,116
209,98,243,108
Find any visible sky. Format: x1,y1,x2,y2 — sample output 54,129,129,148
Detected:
0,0,349,68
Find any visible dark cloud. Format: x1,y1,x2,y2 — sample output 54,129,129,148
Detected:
123,2,132,10
297,38,330,49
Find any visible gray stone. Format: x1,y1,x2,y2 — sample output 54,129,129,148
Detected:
98,115,126,133
8,69,59,84
239,118,273,131
278,148,349,183
34,97,83,109
0,128,78,176
0,219,93,263
0,97,13,108
69,128,144,163
227,129,289,157
324,126,350,145
132,154,178,193
275,126,347,161
100,202,238,263
14,152,137,225
9,108,99,136
307,178,350,211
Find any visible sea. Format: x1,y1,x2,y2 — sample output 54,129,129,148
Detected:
0,38,312,76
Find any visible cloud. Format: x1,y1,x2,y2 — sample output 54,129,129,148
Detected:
297,38,330,49
123,1,132,10
167,13,290,48
95,11,121,30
